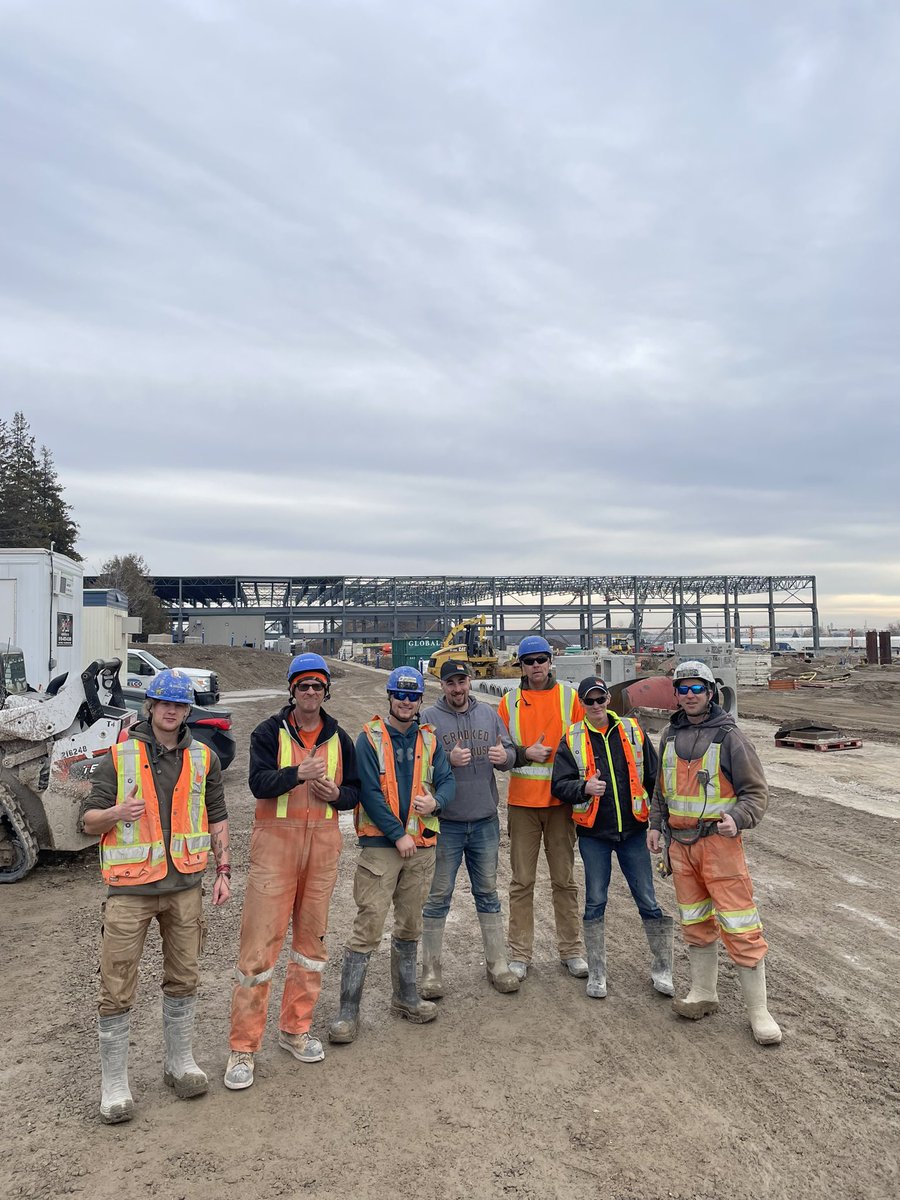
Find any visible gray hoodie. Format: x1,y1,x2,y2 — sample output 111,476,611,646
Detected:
421,694,515,823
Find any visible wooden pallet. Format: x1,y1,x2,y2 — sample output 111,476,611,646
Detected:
774,734,863,752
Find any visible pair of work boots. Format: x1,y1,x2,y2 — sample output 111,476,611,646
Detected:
673,942,782,1045
582,916,676,999
419,911,520,998
328,936,437,1044
98,994,207,1125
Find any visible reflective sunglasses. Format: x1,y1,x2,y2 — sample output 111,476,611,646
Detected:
676,683,708,695
583,694,609,705
521,654,551,666
390,689,423,702
294,681,326,692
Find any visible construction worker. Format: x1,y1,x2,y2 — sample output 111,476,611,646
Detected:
224,653,360,1091
419,659,519,998
81,669,230,1125
551,676,673,999
647,660,782,1045
328,666,455,1044
497,636,588,980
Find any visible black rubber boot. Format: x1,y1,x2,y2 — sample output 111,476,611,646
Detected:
328,949,370,1044
390,937,437,1024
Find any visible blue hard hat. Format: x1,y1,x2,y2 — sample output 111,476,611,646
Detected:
386,666,424,695
146,668,195,705
518,635,552,658
288,653,331,684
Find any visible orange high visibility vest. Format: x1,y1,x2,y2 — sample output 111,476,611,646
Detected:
565,713,648,828
355,717,440,847
499,683,581,807
269,724,343,820
660,730,736,830
100,739,211,886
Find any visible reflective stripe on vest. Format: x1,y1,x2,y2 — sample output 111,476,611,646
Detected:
355,717,440,846
661,737,735,822
275,727,340,818
566,713,648,827
101,739,210,884
507,684,577,780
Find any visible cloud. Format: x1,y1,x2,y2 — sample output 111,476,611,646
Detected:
1,1,899,623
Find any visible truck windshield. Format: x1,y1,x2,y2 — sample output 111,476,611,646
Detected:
142,651,169,671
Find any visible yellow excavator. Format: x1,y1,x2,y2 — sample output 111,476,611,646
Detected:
426,617,520,680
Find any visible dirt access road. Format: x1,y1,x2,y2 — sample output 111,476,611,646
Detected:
1,662,898,1200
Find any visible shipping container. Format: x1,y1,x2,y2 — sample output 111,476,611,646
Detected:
391,637,444,668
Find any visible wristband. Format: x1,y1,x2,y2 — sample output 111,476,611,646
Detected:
216,865,232,877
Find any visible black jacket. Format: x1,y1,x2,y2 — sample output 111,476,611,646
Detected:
249,704,360,811
551,712,658,841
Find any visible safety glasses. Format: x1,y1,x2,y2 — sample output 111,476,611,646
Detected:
390,689,423,702
676,683,708,695
294,681,326,692
583,695,609,705
521,654,551,666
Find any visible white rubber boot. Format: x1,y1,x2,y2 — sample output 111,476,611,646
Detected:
583,919,607,999
163,994,209,1098
98,1013,134,1125
419,916,445,999
477,911,520,994
642,916,675,996
737,961,783,1045
672,942,719,1019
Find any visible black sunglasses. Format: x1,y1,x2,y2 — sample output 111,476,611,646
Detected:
583,694,609,705
521,654,551,665
294,681,326,692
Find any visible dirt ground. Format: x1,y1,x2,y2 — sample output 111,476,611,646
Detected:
1,661,898,1200
129,643,298,692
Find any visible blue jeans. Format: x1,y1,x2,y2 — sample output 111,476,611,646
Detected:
423,815,501,918
578,829,663,923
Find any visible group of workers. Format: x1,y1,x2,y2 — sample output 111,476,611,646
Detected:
81,639,781,1125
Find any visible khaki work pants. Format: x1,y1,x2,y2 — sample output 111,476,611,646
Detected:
98,885,206,1016
507,805,583,962
230,818,342,1052
670,833,768,968
346,845,436,954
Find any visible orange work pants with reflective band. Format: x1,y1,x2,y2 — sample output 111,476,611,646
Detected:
229,816,342,1052
669,833,767,968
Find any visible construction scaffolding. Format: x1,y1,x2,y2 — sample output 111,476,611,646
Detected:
115,575,819,653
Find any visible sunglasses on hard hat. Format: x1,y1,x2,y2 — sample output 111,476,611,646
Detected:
390,689,423,702
521,654,551,666
676,683,708,695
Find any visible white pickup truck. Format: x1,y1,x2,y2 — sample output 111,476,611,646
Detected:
126,648,220,706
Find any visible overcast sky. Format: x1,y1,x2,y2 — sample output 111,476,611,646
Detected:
1,1,898,625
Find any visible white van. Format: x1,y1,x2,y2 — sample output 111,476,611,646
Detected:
127,648,219,706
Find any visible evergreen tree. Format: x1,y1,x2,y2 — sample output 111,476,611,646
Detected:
95,553,168,635
0,411,80,557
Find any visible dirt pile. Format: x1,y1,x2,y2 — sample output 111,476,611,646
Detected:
128,644,344,691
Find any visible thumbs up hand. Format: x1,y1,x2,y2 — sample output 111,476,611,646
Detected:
450,743,472,767
487,736,507,766
526,733,552,763
584,771,606,798
119,785,145,822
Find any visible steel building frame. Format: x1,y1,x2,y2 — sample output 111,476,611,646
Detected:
135,574,819,652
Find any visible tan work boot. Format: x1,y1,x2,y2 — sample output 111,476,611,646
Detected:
737,961,782,1045
673,942,719,1019
223,1051,255,1091
477,911,519,994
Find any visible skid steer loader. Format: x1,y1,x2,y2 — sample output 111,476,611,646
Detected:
0,649,135,882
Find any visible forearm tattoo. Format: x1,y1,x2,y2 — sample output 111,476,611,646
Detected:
210,824,230,866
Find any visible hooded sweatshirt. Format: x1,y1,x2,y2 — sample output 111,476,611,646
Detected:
420,694,515,823
81,719,227,896
649,703,768,832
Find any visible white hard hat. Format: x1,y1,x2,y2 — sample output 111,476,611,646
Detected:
672,659,717,687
